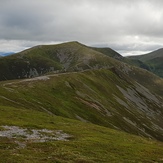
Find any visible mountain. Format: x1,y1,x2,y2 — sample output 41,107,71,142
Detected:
128,48,163,78
0,41,163,162
91,47,151,72
1,67,163,140
0,52,14,57
128,48,163,61
0,41,157,81
0,41,163,137
0,41,120,81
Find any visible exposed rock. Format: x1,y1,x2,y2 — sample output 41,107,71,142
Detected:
0,126,72,148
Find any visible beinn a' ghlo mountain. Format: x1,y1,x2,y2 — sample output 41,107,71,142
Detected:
0,41,163,162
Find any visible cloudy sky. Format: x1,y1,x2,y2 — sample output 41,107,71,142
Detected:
1,0,163,56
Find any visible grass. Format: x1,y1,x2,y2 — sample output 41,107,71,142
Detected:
0,41,162,161
0,41,121,81
0,106,163,162
0,41,163,162
0,68,163,141
127,49,163,78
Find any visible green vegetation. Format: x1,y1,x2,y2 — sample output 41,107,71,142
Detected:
0,41,163,162
91,47,122,59
0,41,141,81
0,68,163,141
0,106,163,162
127,48,163,78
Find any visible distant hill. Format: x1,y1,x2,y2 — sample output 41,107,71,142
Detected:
129,48,163,61
0,41,122,80
91,47,151,72
0,52,14,57
128,49,163,77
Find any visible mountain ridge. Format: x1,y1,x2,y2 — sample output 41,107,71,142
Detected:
0,41,118,80
0,41,163,161
1,67,163,140
128,48,163,77
128,48,163,61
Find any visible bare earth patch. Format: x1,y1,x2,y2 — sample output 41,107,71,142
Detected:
0,126,72,148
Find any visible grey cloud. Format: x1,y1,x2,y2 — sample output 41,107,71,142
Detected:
0,0,163,55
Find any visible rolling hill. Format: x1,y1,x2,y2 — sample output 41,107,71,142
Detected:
128,48,163,78
91,46,151,73
0,41,163,162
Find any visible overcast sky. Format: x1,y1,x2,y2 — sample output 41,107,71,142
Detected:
1,0,163,56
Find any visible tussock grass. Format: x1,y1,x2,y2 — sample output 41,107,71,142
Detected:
0,106,163,162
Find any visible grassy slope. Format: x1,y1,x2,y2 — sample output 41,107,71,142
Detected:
91,47,122,59
1,106,163,162
0,68,163,141
0,42,118,81
128,49,163,78
91,47,151,74
0,45,63,80
0,42,163,161
0,41,162,81
128,48,163,61
112,59,163,98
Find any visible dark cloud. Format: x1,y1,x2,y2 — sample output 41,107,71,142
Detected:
0,0,163,55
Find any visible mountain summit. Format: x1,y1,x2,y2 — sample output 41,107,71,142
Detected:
0,41,118,80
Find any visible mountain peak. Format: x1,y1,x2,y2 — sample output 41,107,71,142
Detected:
0,41,118,80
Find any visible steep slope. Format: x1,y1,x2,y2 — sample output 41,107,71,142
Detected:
0,41,156,83
0,42,163,138
121,57,150,70
91,47,123,59
0,41,150,81
1,41,163,162
91,47,151,72
1,42,163,161
128,48,163,77
0,68,163,141
0,42,119,81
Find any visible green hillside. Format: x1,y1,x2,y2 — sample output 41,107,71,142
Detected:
0,68,163,141
0,42,118,81
1,106,163,162
128,48,163,61
1,41,163,162
128,48,163,78
91,47,151,73
91,47,123,59
1,41,150,81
